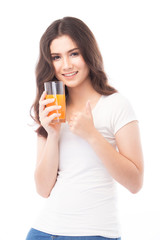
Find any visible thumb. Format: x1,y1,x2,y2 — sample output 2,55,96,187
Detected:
85,100,92,115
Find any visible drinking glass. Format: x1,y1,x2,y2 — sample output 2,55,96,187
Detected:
44,81,66,123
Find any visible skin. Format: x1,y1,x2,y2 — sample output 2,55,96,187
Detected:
35,35,144,197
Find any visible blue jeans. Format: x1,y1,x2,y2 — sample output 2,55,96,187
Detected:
26,228,121,240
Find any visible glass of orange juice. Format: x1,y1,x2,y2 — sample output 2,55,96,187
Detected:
44,81,66,123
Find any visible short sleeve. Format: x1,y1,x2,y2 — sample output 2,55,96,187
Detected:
111,94,138,135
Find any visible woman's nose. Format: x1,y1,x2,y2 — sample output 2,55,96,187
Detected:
62,57,73,70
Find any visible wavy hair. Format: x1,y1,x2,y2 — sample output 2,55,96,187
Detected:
30,16,117,138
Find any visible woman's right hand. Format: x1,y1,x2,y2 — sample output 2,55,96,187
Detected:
39,91,61,136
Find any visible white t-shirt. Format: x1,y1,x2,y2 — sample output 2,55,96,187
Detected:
33,93,137,238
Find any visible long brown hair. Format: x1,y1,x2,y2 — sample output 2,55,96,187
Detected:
30,16,117,138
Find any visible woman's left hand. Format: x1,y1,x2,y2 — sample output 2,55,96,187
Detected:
68,101,96,140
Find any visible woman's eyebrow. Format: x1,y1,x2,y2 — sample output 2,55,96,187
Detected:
51,48,79,56
68,47,79,53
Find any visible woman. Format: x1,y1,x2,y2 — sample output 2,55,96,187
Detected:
26,17,144,240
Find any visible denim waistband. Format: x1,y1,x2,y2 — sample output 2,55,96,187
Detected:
26,228,121,240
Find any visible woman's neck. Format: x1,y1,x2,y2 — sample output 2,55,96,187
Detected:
66,81,101,111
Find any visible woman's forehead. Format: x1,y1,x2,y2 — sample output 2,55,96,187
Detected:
50,35,78,54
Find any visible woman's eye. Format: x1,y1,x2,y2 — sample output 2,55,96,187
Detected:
71,52,79,57
51,56,60,61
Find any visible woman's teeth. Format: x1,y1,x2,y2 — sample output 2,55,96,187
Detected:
63,71,77,77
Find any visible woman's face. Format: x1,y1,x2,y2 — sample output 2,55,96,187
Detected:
50,35,90,89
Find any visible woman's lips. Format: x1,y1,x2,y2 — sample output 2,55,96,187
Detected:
62,71,78,77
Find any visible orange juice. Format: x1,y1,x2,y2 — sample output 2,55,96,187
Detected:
46,94,66,122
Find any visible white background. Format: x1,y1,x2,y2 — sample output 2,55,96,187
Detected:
0,0,160,239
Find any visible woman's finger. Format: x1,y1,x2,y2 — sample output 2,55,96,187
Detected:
42,113,61,126
39,91,47,113
40,98,55,107
42,105,61,116
39,91,47,102
39,97,55,114
47,113,61,123
39,105,61,122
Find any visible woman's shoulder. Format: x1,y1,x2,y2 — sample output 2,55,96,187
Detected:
101,92,130,106
100,92,136,117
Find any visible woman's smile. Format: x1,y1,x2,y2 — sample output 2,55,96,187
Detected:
62,71,78,78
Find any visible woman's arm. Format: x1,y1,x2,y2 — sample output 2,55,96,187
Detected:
88,121,144,193
34,91,62,198
69,101,144,193
34,134,59,198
